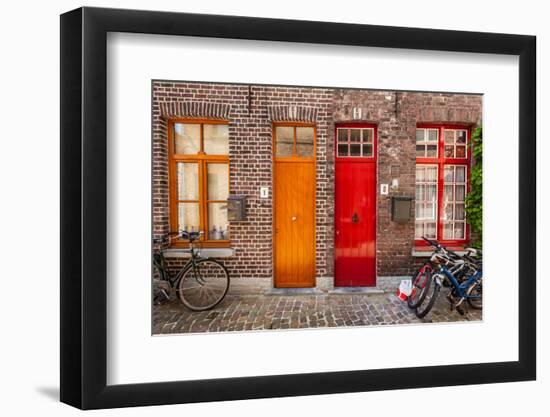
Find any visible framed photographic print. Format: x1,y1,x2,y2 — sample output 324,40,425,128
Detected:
60,6,536,409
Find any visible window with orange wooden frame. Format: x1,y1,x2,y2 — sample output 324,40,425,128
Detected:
167,119,230,247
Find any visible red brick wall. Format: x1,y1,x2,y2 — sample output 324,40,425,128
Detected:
331,90,482,276
152,81,482,283
152,82,333,280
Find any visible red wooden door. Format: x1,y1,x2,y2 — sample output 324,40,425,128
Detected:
334,124,377,287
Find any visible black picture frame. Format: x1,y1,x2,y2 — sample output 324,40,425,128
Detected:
60,6,536,410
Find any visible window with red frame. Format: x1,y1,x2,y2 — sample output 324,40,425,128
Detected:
415,125,470,243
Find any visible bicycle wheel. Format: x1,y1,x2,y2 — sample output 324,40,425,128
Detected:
407,264,433,309
177,259,230,311
415,274,441,319
466,279,483,310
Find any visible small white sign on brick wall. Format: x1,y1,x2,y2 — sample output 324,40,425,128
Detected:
260,186,269,198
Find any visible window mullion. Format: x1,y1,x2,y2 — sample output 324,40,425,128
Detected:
170,160,177,234
200,123,204,154
199,159,207,240
437,126,444,241
437,160,443,242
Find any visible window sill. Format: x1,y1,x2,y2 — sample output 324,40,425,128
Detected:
412,246,468,257
163,248,235,258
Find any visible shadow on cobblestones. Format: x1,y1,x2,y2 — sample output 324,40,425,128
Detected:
153,291,482,335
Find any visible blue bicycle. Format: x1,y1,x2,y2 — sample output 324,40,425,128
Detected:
415,237,482,318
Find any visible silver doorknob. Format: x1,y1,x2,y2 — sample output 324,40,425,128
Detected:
291,216,297,221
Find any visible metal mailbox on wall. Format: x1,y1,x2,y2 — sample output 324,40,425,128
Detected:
227,195,247,221
391,196,413,223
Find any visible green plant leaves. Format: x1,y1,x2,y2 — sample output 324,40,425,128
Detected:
465,126,482,245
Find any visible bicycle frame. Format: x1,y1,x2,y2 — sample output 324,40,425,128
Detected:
154,245,205,288
437,265,482,300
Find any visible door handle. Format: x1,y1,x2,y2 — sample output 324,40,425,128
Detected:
352,213,359,223
291,215,297,222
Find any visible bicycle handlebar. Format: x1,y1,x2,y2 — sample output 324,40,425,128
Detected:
421,236,464,261
181,230,203,242
153,230,204,246
422,236,441,249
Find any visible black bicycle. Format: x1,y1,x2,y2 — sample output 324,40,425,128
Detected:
153,231,230,311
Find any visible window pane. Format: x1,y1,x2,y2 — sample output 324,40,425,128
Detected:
362,129,373,143
208,202,229,240
296,127,314,157
425,222,436,239
444,185,454,202
444,130,455,143
337,129,348,142
455,166,466,182
415,204,422,219
416,129,425,142
444,166,454,182
455,185,466,202
456,130,467,143
177,163,199,200
178,203,200,233
338,144,349,156
362,144,373,157
416,145,426,157
204,124,229,155
443,223,453,239
174,123,200,154
415,222,423,239
456,145,466,158
350,129,361,142
416,166,425,181
419,204,427,219
350,144,361,156
425,203,436,220
275,126,294,157
207,163,229,200
426,166,438,182
416,185,424,201
454,223,465,239
455,204,465,220
443,203,453,220
445,145,454,157
427,129,438,142
426,185,437,202
421,204,430,219
426,145,437,157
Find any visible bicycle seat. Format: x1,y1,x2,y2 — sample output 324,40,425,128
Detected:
181,230,202,241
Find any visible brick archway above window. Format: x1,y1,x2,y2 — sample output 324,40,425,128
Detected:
267,105,318,123
159,102,231,120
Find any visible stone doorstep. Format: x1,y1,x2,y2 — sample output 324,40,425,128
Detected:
225,276,409,296
329,287,385,295
265,288,325,296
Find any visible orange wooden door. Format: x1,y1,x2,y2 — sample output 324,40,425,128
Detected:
273,161,316,287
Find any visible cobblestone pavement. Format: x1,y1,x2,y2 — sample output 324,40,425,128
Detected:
153,290,482,334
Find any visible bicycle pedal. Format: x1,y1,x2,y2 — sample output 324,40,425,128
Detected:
154,288,170,305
